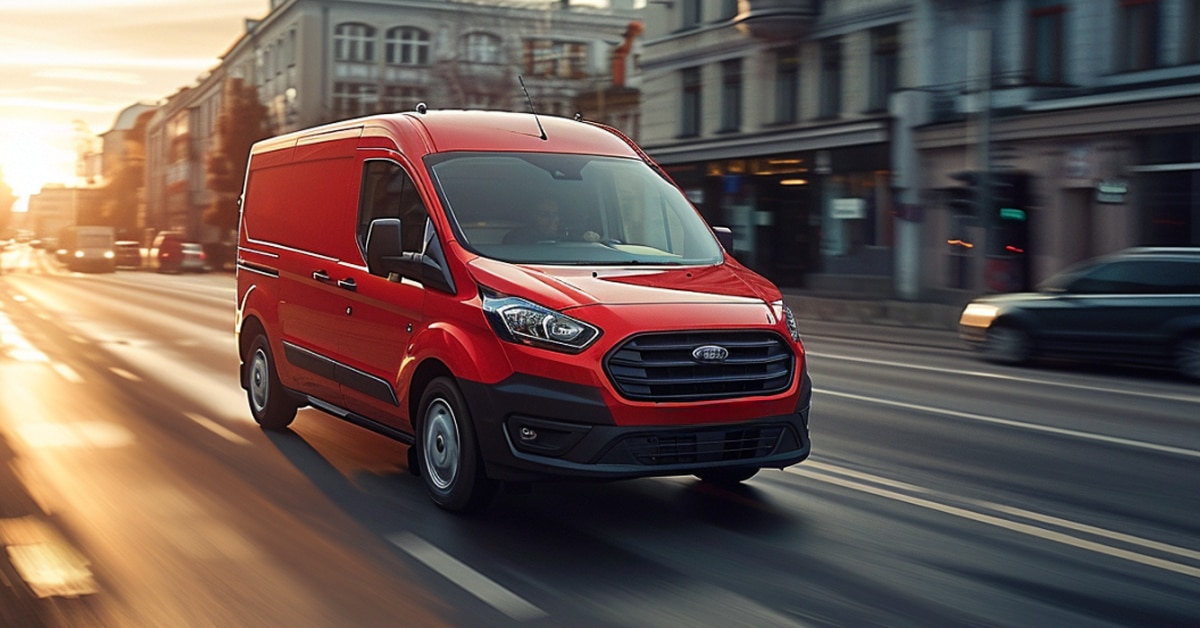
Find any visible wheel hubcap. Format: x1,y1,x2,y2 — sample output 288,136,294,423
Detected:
423,399,460,491
250,348,269,412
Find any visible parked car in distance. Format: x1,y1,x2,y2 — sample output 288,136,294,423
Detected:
179,242,210,272
959,247,1200,380
150,231,185,273
114,240,143,268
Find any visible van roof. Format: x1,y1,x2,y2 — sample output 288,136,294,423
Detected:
255,109,642,159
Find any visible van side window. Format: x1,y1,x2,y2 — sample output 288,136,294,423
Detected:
358,160,429,254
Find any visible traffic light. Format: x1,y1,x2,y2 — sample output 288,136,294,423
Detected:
947,170,1033,291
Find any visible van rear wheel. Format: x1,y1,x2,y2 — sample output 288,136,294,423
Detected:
417,377,495,513
246,334,297,430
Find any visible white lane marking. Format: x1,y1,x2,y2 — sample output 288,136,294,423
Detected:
808,351,1200,404
110,367,142,382
388,532,547,622
818,388,1200,460
183,412,251,446
802,460,1200,563
51,362,84,384
786,465,1200,580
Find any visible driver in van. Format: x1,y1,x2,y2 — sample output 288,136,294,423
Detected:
504,198,600,244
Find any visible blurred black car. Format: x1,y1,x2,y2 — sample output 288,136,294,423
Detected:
114,240,143,268
959,247,1200,380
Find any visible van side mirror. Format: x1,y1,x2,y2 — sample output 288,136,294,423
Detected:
365,218,454,293
712,226,734,253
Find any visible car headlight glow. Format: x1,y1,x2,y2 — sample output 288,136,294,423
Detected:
482,290,600,353
960,303,1000,328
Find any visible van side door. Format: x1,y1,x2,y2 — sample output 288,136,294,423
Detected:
335,157,426,427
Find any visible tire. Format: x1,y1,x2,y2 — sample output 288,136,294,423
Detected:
1175,335,1200,382
982,323,1032,365
245,334,297,429
695,466,759,486
416,377,496,513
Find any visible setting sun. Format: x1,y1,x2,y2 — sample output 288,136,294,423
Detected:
0,118,81,205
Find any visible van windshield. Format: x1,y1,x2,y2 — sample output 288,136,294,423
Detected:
428,152,723,266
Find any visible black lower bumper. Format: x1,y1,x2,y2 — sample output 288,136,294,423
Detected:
459,369,812,483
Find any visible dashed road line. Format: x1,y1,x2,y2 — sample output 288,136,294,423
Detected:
818,388,1200,460
786,463,1200,580
388,532,547,622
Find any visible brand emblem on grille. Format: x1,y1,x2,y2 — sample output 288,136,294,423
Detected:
692,345,729,363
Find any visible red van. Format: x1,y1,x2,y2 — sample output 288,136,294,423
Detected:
236,109,811,512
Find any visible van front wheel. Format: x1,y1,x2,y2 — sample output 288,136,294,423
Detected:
417,377,495,513
246,335,297,430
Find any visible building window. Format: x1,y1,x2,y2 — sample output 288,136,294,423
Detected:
383,85,424,112
1117,0,1161,71
774,47,799,124
819,38,842,118
1184,0,1200,63
869,25,899,112
719,59,742,132
333,82,378,118
718,0,738,20
1029,0,1066,84
682,0,702,29
386,27,430,66
463,32,504,64
334,23,375,63
523,40,588,78
680,66,702,138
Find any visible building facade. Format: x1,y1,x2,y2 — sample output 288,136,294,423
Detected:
143,0,636,243
640,0,1200,301
915,0,1200,298
639,0,909,293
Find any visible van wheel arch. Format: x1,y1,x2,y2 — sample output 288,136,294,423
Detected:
414,375,496,513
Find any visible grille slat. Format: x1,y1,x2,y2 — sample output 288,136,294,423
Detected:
605,331,795,402
622,427,785,465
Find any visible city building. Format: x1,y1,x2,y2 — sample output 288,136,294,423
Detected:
638,0,910,294
143,0,637,244
915,0,1200,297
640,0,1200,301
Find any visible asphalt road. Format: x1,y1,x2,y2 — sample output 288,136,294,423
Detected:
1,244,1197,627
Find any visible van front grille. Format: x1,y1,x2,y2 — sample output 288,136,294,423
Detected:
604,331,794,402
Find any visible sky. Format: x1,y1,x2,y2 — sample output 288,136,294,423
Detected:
0,0,615,209
0,0,268,206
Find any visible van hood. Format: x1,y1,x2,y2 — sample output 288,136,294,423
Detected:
466,257,780,311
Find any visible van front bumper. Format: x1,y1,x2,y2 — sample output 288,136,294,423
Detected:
458,369,812,482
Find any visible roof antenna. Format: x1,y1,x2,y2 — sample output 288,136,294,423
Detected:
518,75,548,141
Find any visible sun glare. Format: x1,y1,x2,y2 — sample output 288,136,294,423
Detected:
0,118,79,204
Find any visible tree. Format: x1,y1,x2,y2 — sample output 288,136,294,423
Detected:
0,167,15,239
205,78,271,234
100,110,154,238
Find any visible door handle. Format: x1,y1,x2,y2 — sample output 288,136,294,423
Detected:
312,269,331,282
337,277,357,292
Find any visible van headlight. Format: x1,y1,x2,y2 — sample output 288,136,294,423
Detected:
482,290,601,353
772,300,801,343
